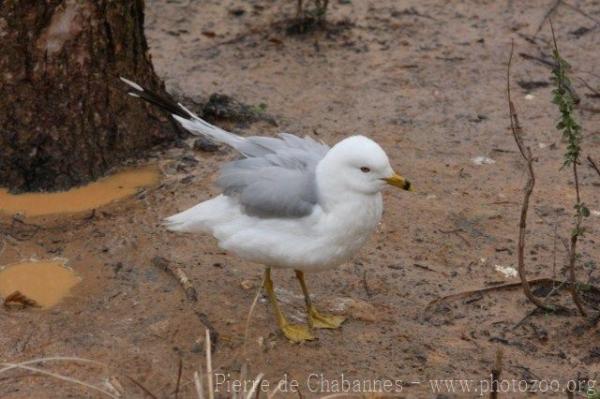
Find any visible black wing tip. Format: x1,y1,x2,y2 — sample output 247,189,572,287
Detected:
119,76,189,119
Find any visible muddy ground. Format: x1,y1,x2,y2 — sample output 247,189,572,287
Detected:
2,0,600,397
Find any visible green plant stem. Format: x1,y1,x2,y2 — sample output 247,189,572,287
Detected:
569,161,587,316
549,19,587,316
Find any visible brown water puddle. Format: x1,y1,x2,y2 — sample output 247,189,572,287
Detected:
0,260,80,308
0,166,160,217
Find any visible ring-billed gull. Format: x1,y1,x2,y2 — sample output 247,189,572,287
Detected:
121,77,412,342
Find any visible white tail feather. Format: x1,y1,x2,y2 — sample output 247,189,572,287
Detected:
172,115,246,148
163,195,237,234
120,76,248,151
177,102,202,120
119,76,144,92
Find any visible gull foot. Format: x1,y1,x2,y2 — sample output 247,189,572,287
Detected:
309,308,346,329
280,323,316,343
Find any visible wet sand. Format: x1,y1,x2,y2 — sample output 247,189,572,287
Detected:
0,260,79,308
0,166,160,217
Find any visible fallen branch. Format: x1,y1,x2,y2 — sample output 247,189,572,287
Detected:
151,256,197,302
151,256,218,351
425,278,561,311
427,277,600,314
507,41,555,312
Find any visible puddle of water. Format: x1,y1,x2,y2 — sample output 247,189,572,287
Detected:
0,166,160,217
0,260,80,308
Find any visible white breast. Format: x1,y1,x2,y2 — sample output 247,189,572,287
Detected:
308,193,383,269
215,193,383,272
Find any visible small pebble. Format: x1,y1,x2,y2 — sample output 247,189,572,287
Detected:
471,156,495,165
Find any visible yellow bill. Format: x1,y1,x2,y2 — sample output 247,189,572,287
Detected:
384,173,412,191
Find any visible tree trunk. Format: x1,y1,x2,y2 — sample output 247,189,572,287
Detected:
0,0,176,192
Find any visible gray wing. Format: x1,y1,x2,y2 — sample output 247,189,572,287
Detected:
170,106,330,218
118,78,329,218
217,133,329,218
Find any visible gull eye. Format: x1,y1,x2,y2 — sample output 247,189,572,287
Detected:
360,166,371,173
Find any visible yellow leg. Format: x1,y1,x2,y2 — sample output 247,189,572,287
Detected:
264,267,315,343
295,270,346,329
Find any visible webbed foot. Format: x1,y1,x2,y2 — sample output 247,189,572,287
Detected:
309,307,346,329
281,323,316,343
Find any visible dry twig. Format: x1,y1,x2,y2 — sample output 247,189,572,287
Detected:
513,279,569,329
151,256,219,350
535,0,600,37
0,357,118,399
534,0,561,36
507,40,555,312
175,358,183,399
152,256,197,301
242,279,263,358
490,348,503,399
126,375,159,399
588,156,600,178
425,278,561,311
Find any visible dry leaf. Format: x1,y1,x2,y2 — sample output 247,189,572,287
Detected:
3,291,40,310
268,37,284,45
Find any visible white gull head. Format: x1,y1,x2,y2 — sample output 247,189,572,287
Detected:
316,135,410,208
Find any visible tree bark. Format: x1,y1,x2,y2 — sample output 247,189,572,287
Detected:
0,0,176,192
